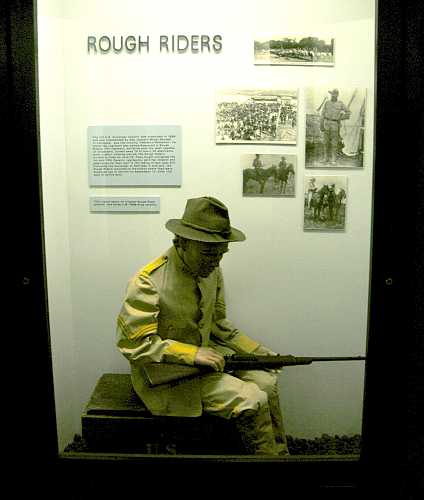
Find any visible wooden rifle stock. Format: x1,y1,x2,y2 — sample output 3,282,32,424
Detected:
140,354,366,388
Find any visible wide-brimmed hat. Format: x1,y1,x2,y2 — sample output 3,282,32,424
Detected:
328,88,339,96
166,196,246,243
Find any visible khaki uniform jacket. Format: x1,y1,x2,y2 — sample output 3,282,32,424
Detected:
116,246,260,416
320,100,350,129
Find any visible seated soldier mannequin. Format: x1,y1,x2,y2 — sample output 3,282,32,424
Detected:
116,196,289,455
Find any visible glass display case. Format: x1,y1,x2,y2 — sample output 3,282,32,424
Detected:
5,0,423,494
36,0,375,453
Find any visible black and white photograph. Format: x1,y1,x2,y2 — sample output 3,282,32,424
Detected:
254,36,335,66
304,175,347,231
242,153,296,197
216,89,297,144
305,87,366,169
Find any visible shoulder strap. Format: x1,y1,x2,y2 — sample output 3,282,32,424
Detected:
140,255,168,277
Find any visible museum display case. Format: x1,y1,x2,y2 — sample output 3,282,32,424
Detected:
36,0,375,454
5,0,423,495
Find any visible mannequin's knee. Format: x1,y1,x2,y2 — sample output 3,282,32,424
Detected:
231,381,269,416
237,370,278,396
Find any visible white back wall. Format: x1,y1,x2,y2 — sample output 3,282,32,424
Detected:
38,0,375,450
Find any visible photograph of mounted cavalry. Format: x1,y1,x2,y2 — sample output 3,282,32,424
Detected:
216,89,297,144
254,35,335,66
304,175,347,231
242,153,296,197
305,87,366,169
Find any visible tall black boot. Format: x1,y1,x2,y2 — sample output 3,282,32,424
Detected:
234,406,278,455
268,390,290,455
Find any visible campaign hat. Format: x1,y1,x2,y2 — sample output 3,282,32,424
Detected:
166,196,246,243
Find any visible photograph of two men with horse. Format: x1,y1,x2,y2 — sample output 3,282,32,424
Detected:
242,153,296,197
304,175,347,230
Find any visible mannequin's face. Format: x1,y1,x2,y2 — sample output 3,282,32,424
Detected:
181,240,229,277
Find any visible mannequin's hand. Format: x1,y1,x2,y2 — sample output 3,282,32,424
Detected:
194,347,225,372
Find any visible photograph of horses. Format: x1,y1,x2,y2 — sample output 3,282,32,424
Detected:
242,153,296,197
305,87,366,169
254,35,335,67
216,89,297,144
304,175,347,231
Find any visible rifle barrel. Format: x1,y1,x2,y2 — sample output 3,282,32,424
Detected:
224,355,366,369
307,356,366,362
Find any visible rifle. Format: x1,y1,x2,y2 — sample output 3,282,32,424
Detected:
140,354,366,388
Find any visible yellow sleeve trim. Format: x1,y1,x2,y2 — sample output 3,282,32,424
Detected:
231,333,260,353
117,315,157,341
163,342,198,365
140,255,168,277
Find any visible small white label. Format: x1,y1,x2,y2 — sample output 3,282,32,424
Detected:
89,196,160,212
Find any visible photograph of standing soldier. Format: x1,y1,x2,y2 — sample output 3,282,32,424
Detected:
320,89,351,165
306,176,317,208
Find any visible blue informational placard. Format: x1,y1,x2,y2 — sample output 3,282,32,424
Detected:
88,125,181,186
